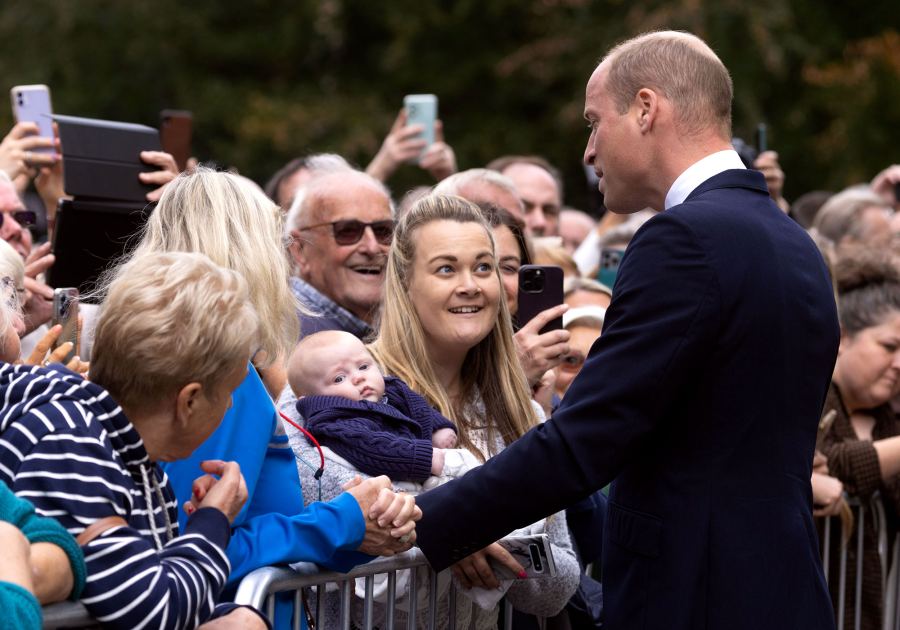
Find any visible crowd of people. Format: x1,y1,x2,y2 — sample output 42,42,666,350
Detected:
0,28,897,630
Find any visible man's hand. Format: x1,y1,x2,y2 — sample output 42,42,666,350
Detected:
139,151,180,202
0,122,59,181
451,542,525,590
188,460,248,524
514,303,571,386
343,475,421,556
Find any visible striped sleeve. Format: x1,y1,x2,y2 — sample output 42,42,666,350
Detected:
0,409,232,629
80,508,231,630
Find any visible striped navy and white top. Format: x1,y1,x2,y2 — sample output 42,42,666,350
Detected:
0,363,233,629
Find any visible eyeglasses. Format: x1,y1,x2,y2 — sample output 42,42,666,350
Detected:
0,210,37,229
298,219,394,246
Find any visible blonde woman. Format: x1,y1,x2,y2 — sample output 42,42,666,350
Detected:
113,168,418,619
290,195,579,627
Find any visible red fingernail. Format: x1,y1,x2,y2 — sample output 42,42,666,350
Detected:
517,571,527,579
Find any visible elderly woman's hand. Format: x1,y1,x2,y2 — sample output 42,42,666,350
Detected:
514,303,571,386
23,322,89,376
451,542,525,590
187,460,248,524
343,475,421,555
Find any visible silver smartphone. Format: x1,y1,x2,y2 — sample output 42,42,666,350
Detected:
403,93,437,162
51,288,79,364
490,533,557,580
10,84,54,154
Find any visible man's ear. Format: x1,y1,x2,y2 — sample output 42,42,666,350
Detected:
634,87,660,133
175,382,204,429
289,228,311,276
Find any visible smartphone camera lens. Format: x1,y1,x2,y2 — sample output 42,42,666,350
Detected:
528,544,543,573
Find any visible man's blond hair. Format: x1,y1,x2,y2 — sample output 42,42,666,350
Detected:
603,30,733,139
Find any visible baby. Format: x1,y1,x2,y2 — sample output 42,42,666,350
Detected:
287,330,458,483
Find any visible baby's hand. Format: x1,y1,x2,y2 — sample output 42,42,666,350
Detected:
432,427,458,449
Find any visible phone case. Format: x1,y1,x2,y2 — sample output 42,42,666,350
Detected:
10,85,54,154
490,533,558,580
52,288,79,364
517,265,564,334
403,94,437,161
160,109,193,172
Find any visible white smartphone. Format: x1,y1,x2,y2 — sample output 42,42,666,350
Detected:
10,84,54,154
51,287,79,364
489,533,558,580
403,93,437,162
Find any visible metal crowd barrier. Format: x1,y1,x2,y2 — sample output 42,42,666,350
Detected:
41,600,98,629
233,547,525,630
819,494,892,630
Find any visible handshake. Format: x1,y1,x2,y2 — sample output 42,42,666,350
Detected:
343,475,421,556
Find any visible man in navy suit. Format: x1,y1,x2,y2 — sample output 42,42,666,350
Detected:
414,31,839,630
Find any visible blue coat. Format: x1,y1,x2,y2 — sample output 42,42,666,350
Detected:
415,169,839,630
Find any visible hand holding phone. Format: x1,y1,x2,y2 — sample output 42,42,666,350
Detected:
517,265,564,334
403,94,437,163
488,533,558,580
51,288,79,364
10,85,55,154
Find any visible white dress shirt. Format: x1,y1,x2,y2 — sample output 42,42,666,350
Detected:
664,150,746,210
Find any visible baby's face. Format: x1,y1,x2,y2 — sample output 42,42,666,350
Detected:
310,339,385,402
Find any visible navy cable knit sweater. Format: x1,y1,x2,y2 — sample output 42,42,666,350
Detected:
299,377,456,483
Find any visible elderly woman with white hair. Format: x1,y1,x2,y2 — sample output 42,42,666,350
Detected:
0,251,270,628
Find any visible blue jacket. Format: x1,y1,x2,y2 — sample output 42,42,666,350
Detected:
300,376,456,482
415,170,839,630
161,366,369,584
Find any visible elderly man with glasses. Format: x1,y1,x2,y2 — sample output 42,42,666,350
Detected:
286,169,394,339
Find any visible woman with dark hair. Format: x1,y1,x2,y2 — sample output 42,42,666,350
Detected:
819,251,900,630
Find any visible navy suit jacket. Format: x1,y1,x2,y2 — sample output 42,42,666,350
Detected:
415,169,839,630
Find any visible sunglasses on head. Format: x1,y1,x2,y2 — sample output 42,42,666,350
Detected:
299,219,394,246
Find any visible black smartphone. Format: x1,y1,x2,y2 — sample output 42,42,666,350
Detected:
755,123,767,155
52,287,79,363
517,265,564,334
160,109,193,172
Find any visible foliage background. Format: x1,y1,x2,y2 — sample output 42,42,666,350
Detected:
1,0,898,211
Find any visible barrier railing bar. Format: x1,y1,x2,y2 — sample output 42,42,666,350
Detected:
408,564,418,630
428,570,438,630
293,590,302,630
824,517,832,583
386,570,397,629
363,575,375,630
855,507,865,630
448,579,457,629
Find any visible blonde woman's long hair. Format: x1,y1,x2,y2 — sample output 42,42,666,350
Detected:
120,167,298,364
370,194,537,460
